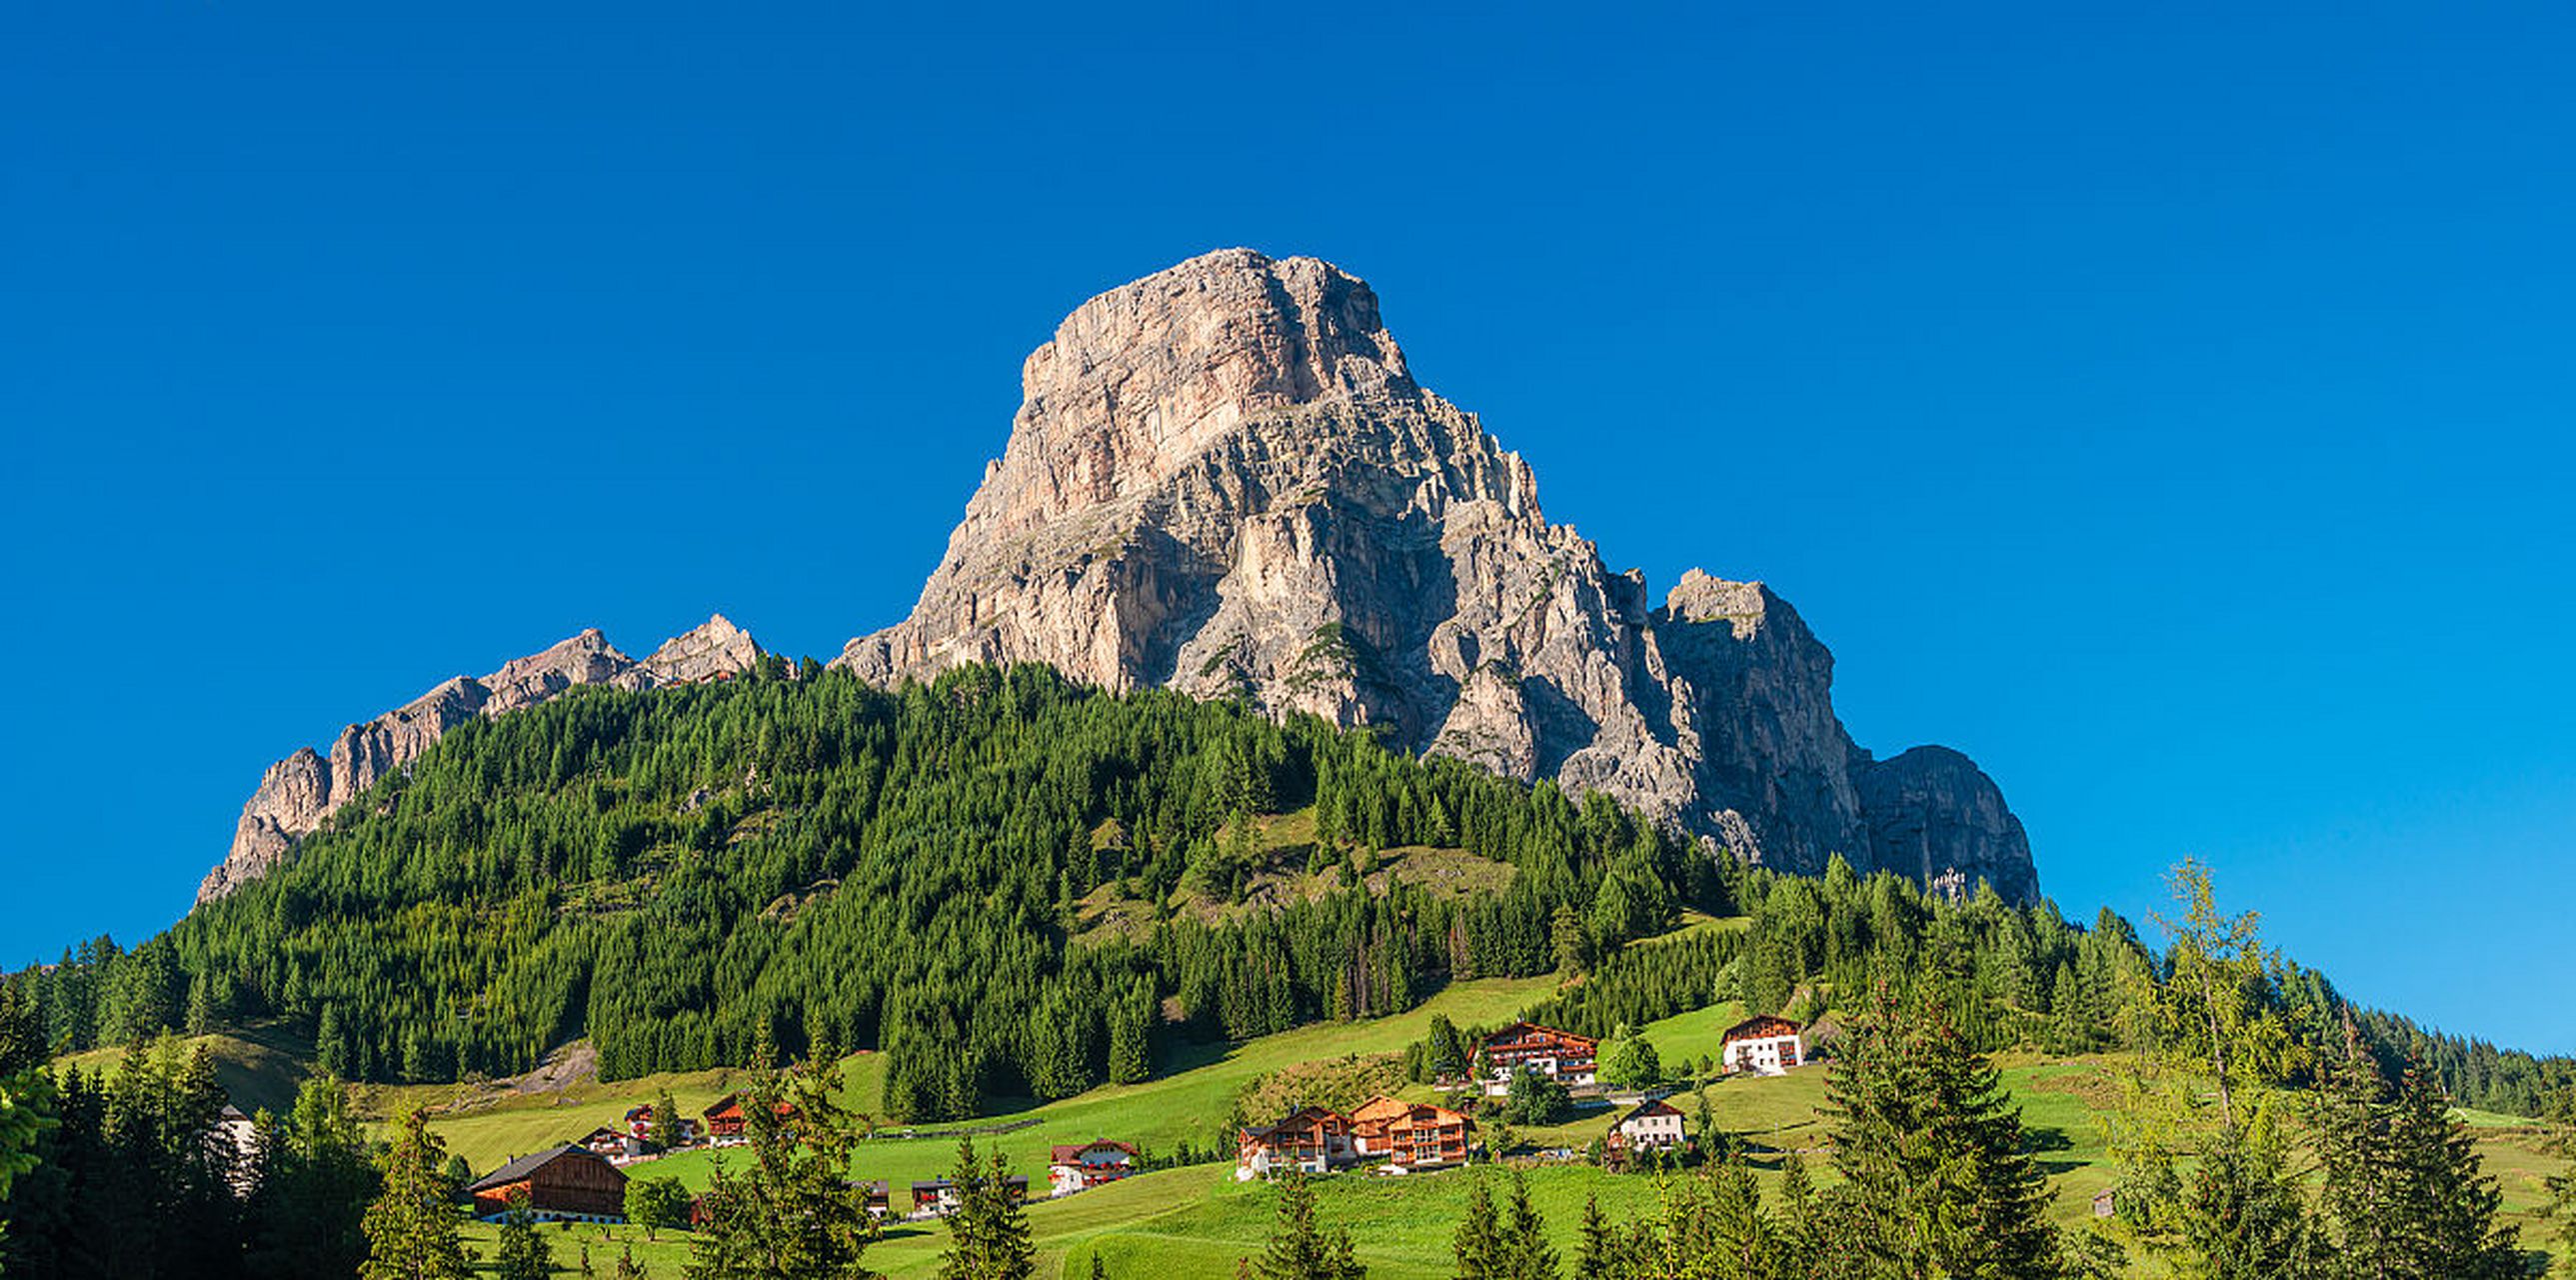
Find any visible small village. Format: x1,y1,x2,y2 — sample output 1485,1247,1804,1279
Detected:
442,1016,1817,1229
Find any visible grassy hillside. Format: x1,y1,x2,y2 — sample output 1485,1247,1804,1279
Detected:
396,949,2569,1279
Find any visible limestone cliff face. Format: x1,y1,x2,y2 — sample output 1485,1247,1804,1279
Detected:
195,616,765,904
839,249,2041,898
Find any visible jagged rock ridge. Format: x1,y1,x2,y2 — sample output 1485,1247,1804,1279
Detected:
196,615,765,904
837,249,2038,900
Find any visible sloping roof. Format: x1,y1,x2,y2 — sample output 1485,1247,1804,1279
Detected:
1050,1140,1138,1163
1615,1098,1685,1125
1350,1095,1414,1126
1720,1015,1803,1042
467,1144,623,1194
1482,1021,1595,1050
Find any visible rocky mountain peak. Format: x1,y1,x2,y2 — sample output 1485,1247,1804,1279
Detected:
837,250,2041,899
196,616,770,904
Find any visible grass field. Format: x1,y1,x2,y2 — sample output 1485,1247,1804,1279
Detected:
65,922,2566,1278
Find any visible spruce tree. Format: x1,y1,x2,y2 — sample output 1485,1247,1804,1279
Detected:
1573,1195,1614,1280
2169,1121,2315,1280
1822,983,2061,1277
495,1185,556,1280
358,1108,473,1280
1257,1173,1362,1280
2545,1087,2576,1255
653,1089,680,1149
1501,1171,1557,1280
687,1051,877,1280
1452,1172,1503,1279
1703,1156,1776,1277
2380,1061,2521,1278
937,1138,1035,1280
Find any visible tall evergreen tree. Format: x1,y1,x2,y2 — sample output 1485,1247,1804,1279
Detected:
1256,1173,1363,1280
936,1137,1034,1280
494,1185,556,1280
688,1052,878,1280
1572,1195,1613,1280
1451,1173,1502,1280
1500,1171,1556,1280
1821,983,2063,1277
359,1108,474,1280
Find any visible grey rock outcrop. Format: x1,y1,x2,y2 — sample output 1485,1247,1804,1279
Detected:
838,249,2040,898
195,615,765,904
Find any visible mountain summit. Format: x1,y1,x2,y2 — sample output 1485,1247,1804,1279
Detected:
836,249,2037,898
196,615,767,903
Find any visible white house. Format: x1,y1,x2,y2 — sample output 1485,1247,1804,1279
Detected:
1719,1015,1806,1076
1609,1098,1688,1152
1048,1139,1139,1195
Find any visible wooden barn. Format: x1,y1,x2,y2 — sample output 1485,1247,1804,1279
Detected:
467,1144,629,1222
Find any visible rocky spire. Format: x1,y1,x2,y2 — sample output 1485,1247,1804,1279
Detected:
834,249,2043,898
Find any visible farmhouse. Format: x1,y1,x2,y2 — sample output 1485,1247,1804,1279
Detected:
911,1175,1030,1215
704,1094,747,1140
1476,1021,1598,1093
703,1092,796,1142
1349,1096,1474,1170
579,1126,637,1159
1047,1139,1140,1195
623,1103,700,1147
860,1179,893,1219
1237,1106,1354,1178
1719,1015,1805,1076
1606,1098,1688,1153
467,1144,629,1222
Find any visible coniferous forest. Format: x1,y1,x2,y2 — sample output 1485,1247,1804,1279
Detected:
0,663,2571,1277
7,662,2570,1125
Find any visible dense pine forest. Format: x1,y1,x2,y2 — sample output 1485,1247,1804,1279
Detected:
9,664,1699,1119
5,661,2570,1123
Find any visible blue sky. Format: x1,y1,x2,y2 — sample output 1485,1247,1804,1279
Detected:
4,2,2570,1053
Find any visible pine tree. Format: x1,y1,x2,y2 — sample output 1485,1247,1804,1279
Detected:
2170,1120,2315,1280
1451,1172,1503,1279
1501,1171,1557,1280
2314,1029,2404,1274
687,1050,878,1279
653,1089,680,1149
1703,1156,1776,1277
1573,1195,1614,1280
1822,983,2061,1277
2380,1060,2521,1278
495,1185,556,1280
359,1108,474,1280
2545,1087,2576,1255
937,1137,1035,1280
1256,1173,1363,1279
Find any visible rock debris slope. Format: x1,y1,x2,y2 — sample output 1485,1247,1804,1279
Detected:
835,249,2037,900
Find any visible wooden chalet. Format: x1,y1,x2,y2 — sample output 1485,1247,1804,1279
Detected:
1348,1095,1474,1169
860,1179,893,1219
704,1094,747,1139
1237,1106,1354,1178
1719,1015,1805,1076
1047,1139,1140,1195
467,1144,629,1221
1476,1021,1599,1092
703,1092,795,1142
